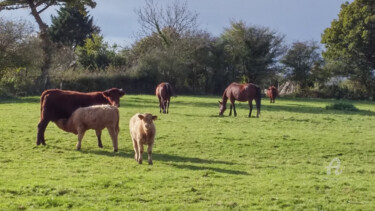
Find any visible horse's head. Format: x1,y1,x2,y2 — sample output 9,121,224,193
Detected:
218,101,226,116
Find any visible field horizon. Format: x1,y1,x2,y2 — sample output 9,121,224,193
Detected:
1,95,374,210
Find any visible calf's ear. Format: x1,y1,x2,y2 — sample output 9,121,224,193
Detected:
152,116,158,120
138,114,145,120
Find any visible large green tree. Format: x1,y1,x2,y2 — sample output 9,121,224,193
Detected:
219,21,285,84
49,6,99,48
321,0,375,99
281,41,323,89
0,0,96,90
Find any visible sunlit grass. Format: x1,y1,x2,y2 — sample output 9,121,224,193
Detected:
1,95,374,210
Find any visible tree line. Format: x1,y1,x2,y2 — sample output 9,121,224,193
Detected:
0,0,374,100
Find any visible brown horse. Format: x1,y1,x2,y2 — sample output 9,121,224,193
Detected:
266,86,278,103
156,82,176,113
219,82,261,118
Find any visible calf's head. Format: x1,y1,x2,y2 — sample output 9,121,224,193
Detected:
103,88,125,107
138,113,157,131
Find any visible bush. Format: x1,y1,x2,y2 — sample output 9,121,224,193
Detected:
325,102,359,111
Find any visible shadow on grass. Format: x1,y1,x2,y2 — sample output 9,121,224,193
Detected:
0,96,40,104
167,163,249,175
84,149,235,165
262,104,375,116
81,149,245,175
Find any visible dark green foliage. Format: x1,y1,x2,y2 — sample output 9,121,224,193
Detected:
218,21,285,83
75,34,126,71
326,102,359,111
321,0,375,99
49,6,99,48
281,41,323,89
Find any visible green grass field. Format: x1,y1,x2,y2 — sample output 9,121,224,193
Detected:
1,95,375,210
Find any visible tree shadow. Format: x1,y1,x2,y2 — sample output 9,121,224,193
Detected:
262,104,375,116
0,96,40,104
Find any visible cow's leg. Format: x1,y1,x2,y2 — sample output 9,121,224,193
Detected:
248,100,253,118
76,129,86,150
147,144,153,165
138,144,144,164
132,138,138,161
107,127,118,152
96,130,103,148
37,119,49,145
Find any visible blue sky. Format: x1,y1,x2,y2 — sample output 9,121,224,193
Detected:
0,0,352,48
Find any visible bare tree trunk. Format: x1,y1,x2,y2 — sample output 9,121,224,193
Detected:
28,0,52,90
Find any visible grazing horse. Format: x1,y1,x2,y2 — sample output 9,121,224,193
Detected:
156,82,176,113
266,86,278,103
219,82,261,118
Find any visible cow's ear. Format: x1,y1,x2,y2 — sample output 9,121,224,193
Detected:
138,114,144,120
152,115,158,121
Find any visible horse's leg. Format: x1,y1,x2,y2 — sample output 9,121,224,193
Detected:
96,129,103,148
167,97,170,114
158,96,162,113
163,100,167,113
229,104,232,116
37,118,49,145
232,101,237,117
248,100,253,118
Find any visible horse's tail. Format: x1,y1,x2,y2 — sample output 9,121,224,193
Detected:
255,85,261,112
166,83,177,97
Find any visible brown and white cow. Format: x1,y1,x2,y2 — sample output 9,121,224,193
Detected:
37,88,125,145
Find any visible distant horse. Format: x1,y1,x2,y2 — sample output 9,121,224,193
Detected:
219,82,261,118
266,86,278,103
156,82,176,113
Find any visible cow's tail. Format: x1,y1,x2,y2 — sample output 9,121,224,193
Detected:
255,86,261,113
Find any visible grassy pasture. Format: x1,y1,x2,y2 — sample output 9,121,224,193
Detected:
0,95,375,210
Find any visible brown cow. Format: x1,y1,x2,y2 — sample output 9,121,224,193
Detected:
37,88,125,146
266,86,278,103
